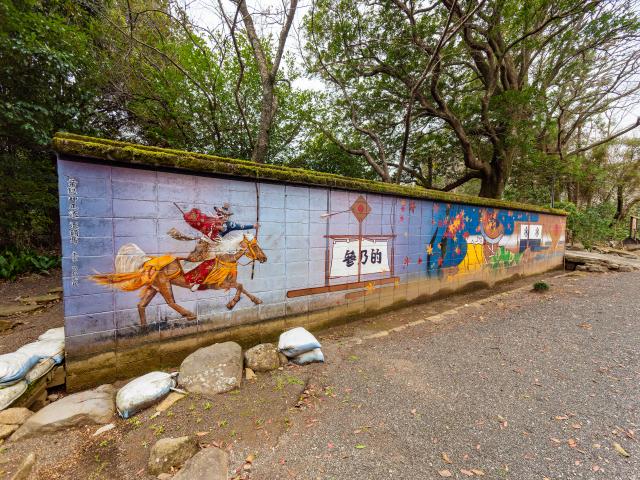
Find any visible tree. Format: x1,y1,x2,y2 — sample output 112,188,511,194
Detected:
0,0,111,248
98,0,305,163
304,0,640,198
231,0,299,163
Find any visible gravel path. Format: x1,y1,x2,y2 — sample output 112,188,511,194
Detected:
251,271,640,479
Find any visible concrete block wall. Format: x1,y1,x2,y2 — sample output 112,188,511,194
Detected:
58,157,566,389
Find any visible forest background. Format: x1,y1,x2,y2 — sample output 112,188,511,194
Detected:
2,0,640,277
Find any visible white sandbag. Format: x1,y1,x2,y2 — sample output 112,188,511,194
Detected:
116,371,178,419
291,348,325,365
0,380,27,410
17,339,65,364
278,327,321,358
24,358,56,384
38,327,65,341
0,352,41,386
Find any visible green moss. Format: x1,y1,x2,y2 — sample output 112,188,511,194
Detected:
53,132,567,216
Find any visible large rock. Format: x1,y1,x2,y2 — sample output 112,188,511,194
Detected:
0,424,19,440
243,343,280,372
0,408,33,425
173,447,228,480
148,436,199,475
9,385,115,442
179,342,242,395
9,452,36,480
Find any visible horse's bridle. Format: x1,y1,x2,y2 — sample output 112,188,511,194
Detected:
237,236,261,265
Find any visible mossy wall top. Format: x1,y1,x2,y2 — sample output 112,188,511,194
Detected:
53,132,566,217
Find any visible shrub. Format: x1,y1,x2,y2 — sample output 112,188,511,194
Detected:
532,281,550,292
0,249,60,280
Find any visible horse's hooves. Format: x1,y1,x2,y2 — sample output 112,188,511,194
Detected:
226,303,235,310
184,315,196,321
253,299,263,305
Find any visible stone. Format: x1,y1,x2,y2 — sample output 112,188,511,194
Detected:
47,393,61,402
93,423,115,436
243,343,280,372
0,304,41,318
19,293,60,305
47,287,64,294
245,368,256,380
618,265,635,272
0,424,19,440
173,447,228,480
586,264,607,273
9,384,115,442
278,352,289,366
157,474,172,480
155,391,186,413
10,452,36,480
179,342,242,396
148,436,199,475
0,408,33,425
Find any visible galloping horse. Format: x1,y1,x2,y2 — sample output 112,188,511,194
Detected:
91,233,267,325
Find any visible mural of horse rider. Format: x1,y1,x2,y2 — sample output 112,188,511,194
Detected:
182,203,257,242
180,203,258,291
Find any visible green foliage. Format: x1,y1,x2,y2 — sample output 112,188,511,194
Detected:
556,201,626,249
0,249,60,280
532,281,550,292
0,0,112,249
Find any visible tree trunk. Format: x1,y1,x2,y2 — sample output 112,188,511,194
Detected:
253,82,276,163
478,170,506,198
614,184,624,220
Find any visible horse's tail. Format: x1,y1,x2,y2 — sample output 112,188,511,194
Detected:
90,271,147,292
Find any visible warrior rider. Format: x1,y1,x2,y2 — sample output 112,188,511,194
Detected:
180,203,257,291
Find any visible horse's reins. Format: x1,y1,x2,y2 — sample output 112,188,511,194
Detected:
237,237,260,266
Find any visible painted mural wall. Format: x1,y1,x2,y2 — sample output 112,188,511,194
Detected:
58,157,565,385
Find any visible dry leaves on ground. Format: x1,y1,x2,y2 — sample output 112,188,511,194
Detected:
613,442,630,457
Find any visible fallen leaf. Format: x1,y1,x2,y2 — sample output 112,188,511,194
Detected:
550,437,562,444
568,438,577,448
471,469,485,476
572,423,581,429
355,444,366,449
245,454,255,464
327,442,335,449
460,469,474,476
613,442,630,457
438,470,453,477
592,465,600,472
195,431,209,437
441,452,452,464
555,415,569,421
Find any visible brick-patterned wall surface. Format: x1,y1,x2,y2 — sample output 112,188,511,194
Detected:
58,158,566,384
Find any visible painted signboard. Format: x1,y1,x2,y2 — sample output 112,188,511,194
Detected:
54,134,566,389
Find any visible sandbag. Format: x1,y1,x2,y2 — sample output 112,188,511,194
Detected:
24,358,56,384
38,327,65,341
17,339,65,364
278,327,321,358
0,380,27,410
116,371,178,419
0,352,40,386
291,348,325,365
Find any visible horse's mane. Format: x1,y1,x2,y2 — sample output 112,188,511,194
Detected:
214,231,254,254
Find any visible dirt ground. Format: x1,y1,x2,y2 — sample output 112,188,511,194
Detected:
0,269,63,354
0,269,576,479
